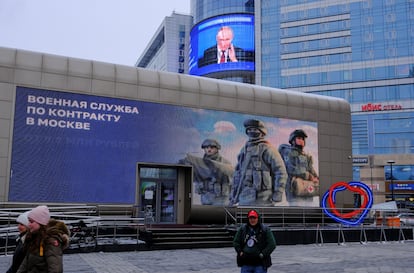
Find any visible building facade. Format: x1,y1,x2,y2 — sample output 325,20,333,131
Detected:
136,12,192,74
137,0,414,206
0,47,352,223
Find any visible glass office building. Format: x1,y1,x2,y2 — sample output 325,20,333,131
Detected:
260,0,414,205
138,0,414,205
136,12,193,74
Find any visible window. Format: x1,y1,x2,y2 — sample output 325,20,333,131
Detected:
322,55,330,64
386,30,397,40
364,16,373,25
342,53,352,62
387,47,397,57
363,0,372,9
342,3,350,12
386,13,396,22
140,167,177,179
301,58,309,66
352,119,369,155
320,23,329,32
365,50,374,59
321,39,329,47
353,166,361,181
300,9,308,19
321,72,328,83
344,70,352,81
364,32,374,42
300,25,308,34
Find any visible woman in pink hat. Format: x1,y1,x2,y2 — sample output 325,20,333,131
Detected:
16,205,70,273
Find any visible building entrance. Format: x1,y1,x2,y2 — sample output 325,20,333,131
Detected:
139,166,177,223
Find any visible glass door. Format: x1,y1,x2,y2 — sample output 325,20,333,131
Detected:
160,181,175,222
139,166,177,223
140,181,157,222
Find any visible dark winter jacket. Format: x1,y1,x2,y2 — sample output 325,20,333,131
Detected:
6,232,27,273
16,220,70,273
233,222,276,268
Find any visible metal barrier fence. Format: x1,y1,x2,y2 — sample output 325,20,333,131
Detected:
2,205,413,254
224,206,413,245
224,206,382,227
0,205,145,255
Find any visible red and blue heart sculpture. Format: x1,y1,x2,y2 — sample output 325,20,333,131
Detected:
322,181,373,225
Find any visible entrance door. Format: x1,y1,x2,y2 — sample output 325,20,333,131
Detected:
139,166,177,223
159,181,175,222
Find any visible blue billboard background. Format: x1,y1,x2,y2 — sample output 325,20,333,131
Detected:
189,13,255,76
10,87,318,204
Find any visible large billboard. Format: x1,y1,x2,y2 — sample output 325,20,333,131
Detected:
189,13,255,76
10,87,319,207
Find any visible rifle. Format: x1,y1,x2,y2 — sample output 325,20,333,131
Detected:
230,145,253,205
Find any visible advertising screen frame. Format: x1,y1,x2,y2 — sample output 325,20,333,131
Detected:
10,86,319,207
189,13,255,76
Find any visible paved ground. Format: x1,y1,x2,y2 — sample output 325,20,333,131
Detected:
2,241,414,272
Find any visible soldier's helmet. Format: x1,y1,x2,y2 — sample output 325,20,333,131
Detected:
243,119,267,136
289,129,308,145
201,139,221,149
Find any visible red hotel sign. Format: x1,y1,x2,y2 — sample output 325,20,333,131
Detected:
361,103,402,112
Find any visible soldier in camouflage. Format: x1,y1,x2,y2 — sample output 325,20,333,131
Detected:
201,139,230,164
180,139,233,205
278,129,319,203
230,119,288,206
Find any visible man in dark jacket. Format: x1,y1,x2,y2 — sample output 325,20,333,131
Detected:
233,209,276,273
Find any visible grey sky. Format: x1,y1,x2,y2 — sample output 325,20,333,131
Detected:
0,0,190,66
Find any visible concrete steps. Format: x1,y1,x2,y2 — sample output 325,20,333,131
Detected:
141,226,234,250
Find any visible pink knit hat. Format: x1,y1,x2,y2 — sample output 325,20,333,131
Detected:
28,205,50,225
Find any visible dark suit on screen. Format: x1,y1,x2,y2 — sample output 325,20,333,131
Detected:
197,45,255,68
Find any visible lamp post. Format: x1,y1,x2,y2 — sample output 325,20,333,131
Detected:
387,160,395,202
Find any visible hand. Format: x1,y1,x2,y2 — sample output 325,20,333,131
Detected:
228,44,238,62
311,176,319,183
229,199,239,207
272,191,283,202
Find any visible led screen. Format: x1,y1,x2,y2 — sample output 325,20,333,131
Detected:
10,87,319,207
189,13,255,76
385,165,414,181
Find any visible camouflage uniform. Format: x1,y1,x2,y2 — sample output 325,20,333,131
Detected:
180,139,233,206
279,129,319,202
230,119,287,206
